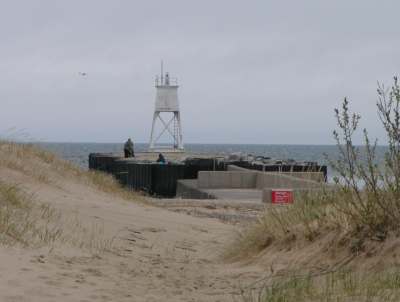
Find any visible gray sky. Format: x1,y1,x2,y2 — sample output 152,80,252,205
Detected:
1,0,399,144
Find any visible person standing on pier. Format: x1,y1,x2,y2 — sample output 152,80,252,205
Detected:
124,138,135,158
156,153,166,164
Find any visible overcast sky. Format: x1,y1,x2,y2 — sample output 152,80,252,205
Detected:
1,0,399,144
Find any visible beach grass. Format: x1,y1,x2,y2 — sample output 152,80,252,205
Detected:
0,140,142,253
0,140,141,201
242,269,400,302
0,181,63,246
229,77,400,301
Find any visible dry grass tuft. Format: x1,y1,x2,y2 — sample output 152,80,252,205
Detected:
0,181,63,246
224,190,344,260
0,140,141,201
229,77,400,301
56,215,120,255
227,78,400,261
243,269,400,302
0,140,137,254
0,180,120,254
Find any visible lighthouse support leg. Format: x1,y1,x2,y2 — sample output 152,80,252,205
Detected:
175,111,184,150
149,111,158,150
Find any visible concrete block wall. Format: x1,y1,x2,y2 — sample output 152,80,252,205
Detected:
255,172,323,190
227,165,324,182
176,179,216,199
197,171,257,189
262,188,273,203
198,170,325,191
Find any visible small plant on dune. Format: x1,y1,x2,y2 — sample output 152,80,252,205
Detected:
224,190,332,260
0,181,118,253
329,77,400,240
0,140,141,201
0,181,63,246
227,77,400,262
249,269,400,302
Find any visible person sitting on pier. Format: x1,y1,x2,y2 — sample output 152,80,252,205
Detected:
156,153,166,164
124,138,135,158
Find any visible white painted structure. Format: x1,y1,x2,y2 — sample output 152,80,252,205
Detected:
148,66,184,151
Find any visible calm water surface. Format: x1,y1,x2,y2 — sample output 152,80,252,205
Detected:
35,142,388,181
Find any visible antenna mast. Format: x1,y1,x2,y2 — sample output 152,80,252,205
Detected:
160,60,164,85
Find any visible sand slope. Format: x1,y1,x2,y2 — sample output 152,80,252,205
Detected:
0,166,264,302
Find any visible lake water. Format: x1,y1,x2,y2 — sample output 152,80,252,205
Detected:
34,142,389,182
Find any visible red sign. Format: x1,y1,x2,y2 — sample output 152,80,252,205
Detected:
271,189,293,204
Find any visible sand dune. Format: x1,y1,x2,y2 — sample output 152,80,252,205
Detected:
0,143,265,302
3,143,399,301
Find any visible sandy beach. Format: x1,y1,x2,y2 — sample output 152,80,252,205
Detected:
0,143,266,302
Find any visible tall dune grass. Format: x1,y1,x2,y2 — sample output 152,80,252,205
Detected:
0,180,120,254
228,77,400,261
244,269,400,302
229,77,400,300
0,140,140,201
0,140,141,253
0,181,63,246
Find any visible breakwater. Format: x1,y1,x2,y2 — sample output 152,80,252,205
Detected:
89,154,225,197
89,152,328,198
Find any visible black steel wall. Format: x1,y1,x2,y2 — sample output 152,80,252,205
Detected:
88,153,327,197
88,154,224,197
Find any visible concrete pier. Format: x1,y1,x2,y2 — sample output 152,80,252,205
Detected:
89,153,328,201
182,169,327,203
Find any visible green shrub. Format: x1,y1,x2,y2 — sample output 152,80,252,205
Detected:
226,77,400,260
328,77,400,239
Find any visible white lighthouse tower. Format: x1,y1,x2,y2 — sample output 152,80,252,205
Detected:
148,64,184,152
